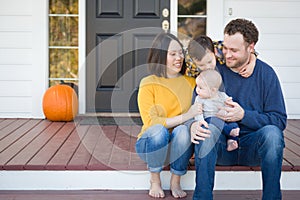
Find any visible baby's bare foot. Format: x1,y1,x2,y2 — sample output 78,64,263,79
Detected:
227,140,238,151
149,181,165,198
230,127,240,137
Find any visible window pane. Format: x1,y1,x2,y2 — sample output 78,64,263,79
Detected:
178,17,206,39
49,16,78,46
178,0,206,15
49,0,78,14
49,49,78,79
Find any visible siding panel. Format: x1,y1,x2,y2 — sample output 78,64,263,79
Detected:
0,16,32,32
0,97,32,113
0,65,33,81
0,0,32,15
257,34,300,51
274,67,300,83
0,32,32,48
0,0,37,118
286,99,300,117
257,50,300,68
0,81,32,97
0,49,32,65
224,1,300,18
282,83,300,99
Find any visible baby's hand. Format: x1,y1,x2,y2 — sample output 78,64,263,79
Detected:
188,103,202,117
225,96,233,103
239,53,256,78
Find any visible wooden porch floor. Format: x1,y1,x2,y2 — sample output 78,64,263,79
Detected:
1,190,300,200
0,118,300,199
0,118,300,171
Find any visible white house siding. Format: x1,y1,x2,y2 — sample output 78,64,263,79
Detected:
220,0,300,119
0,0,48,118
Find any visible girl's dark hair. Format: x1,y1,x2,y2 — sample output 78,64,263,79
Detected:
187,35,214,61
147,32,186,77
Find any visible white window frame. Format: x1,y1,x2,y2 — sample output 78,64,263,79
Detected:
170,0,224,40
79,0,86,114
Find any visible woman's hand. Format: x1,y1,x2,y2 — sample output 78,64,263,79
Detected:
165,103,202,129
190,120,211,144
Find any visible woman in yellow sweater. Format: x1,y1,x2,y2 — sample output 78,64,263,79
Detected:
135,32,201,198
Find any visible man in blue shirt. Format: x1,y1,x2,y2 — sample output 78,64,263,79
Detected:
190,18,287,200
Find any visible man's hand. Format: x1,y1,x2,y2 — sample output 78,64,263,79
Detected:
217,99,245,122
191,120,211,144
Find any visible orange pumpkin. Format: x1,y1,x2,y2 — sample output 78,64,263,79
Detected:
42,84,78,121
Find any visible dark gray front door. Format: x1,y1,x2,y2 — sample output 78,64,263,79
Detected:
86,0,170,113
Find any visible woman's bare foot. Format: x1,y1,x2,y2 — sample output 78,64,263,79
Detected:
229,127,240,137
227,139,238,151
149,173,165,198
170,174,187,198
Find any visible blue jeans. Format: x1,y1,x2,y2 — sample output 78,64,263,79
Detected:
193,124,285,200
135,124,193,175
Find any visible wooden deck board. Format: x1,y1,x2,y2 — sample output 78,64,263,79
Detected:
25,122,75,170
0,119,299,171
46,125,89,170
87,125,117,170
0,119,29,140
0,190,299,200
0,120,51,169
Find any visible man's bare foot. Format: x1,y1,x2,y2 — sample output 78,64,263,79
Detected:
227,139,238,151
229,127,240,137
149,173,165,198
170,174,187,198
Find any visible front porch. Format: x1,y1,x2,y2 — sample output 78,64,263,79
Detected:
0,118,299,199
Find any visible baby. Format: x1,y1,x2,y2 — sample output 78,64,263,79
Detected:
194,69,239,151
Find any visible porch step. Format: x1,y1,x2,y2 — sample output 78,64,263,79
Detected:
1,170,300,191
0,190,300,200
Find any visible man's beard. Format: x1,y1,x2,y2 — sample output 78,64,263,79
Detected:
226,55,250,70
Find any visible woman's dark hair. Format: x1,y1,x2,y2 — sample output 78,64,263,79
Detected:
224,18,259,45
187,35,214,61
147,32,186,78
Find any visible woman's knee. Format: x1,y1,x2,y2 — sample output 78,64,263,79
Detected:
172,125,190,145
142,124,169,145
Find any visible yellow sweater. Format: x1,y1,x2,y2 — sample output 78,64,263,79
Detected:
137,75,196,139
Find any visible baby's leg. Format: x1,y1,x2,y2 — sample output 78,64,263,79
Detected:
227,139,238,151
229,127,240,137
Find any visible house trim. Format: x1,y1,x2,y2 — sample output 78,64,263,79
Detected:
79,0,86,114
32,0,48,118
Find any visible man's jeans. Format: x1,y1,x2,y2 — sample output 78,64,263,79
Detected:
193,124,285,200
135,124,193,175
